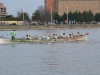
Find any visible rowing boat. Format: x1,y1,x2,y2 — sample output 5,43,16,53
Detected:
50,35,87,43
0,38,50,44
0,35,87,44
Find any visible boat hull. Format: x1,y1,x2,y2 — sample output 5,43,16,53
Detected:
51,35,87,43
0,38,50,44
0,35,87,44
0,38,14,44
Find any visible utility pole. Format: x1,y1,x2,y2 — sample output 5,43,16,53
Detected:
66,6,69,25
23,6,24,24
51,6,52,25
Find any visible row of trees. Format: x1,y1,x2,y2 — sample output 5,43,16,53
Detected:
54,11,93,22
53,10,100,23
0,10,30,21
0,5,100,23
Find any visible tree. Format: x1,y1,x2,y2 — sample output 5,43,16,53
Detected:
77,11,82,22
82,11,87,22
94,13,100,22
2,15,15,21
37,5,45,22
68,11,73,22
31,10,40,22
37,5,51,23
88,10,93,22
81,10,93,22
16,10,30,21
73,11,78,22
61,12,67,22
53,12,61,23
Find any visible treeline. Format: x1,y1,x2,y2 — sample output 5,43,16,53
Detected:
53,10,100,23
0,5,100,23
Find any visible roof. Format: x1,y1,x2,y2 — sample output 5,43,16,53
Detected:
0,3,6,9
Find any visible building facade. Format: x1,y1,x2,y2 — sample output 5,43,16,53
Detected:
0,3,6,17
56,0,100,15
44,0,56,12
45,0,100,15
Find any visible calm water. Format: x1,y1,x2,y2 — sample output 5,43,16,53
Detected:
0,28,100,75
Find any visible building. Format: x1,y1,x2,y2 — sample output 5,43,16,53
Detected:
45,0,100,15
56,0,100,15
0,3,6,17
44,0,56,12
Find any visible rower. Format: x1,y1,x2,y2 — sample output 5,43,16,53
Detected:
63,33,66,38
76,32,83,37
34,35,38,39
69,34,72,38
43,35,46,39
26,35,29,40
60,33,64,38
47,35,50,39
76,32,80,37
29,35,32,39
11,30,16,40
71,33,74,38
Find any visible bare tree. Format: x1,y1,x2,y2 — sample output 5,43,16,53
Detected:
37,5,51,24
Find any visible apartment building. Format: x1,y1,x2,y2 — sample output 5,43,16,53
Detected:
44,0,56,12
56,0,100,15
45,0,100,15
0,3,6,17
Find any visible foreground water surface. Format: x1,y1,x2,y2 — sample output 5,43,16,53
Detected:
0,28,100,75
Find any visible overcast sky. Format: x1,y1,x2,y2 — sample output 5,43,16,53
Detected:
0,0,44,17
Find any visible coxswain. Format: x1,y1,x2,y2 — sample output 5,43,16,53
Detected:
11,30,16,40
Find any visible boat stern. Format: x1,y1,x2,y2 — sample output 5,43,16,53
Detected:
0,38,12,44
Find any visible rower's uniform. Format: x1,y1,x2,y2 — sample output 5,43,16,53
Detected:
11,30,16,40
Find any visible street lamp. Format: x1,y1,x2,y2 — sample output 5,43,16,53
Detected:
23,6,24,24
51,6,52,25
0,8,1,20
66,6,69,25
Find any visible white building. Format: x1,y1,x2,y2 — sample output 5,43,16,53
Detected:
0,3,6,17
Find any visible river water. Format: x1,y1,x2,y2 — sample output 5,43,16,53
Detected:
0,28,100,75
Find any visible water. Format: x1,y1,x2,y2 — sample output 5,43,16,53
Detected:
0,28,100,75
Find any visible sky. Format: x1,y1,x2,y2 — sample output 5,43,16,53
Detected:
0,0,44,17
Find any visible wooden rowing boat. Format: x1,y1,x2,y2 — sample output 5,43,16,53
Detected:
50,35,87,43
0,38,50,44
0,35,87,44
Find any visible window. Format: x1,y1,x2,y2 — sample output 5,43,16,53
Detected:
1,8,3,12
4,9,6,12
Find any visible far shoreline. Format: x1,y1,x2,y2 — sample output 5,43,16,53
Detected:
0,24,100,31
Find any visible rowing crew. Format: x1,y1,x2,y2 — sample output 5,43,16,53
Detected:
25,32,89,40
68,32,89,38
69,32,82,38
25,35,50,40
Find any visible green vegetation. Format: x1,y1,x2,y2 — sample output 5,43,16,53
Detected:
53,10,94,23
31,10,40,22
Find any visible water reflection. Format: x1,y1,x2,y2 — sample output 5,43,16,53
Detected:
0,29,100,75
10,44,16,47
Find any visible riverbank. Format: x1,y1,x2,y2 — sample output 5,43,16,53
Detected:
0,24,100,30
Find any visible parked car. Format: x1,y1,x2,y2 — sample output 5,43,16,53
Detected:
31,22,37,25
39,22,43,25
9,23,16,25
48,22,55,25
98,22,100,24
18,23,23,25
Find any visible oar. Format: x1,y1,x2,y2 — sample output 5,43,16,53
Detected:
85,33,90,35
0,34,10,38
